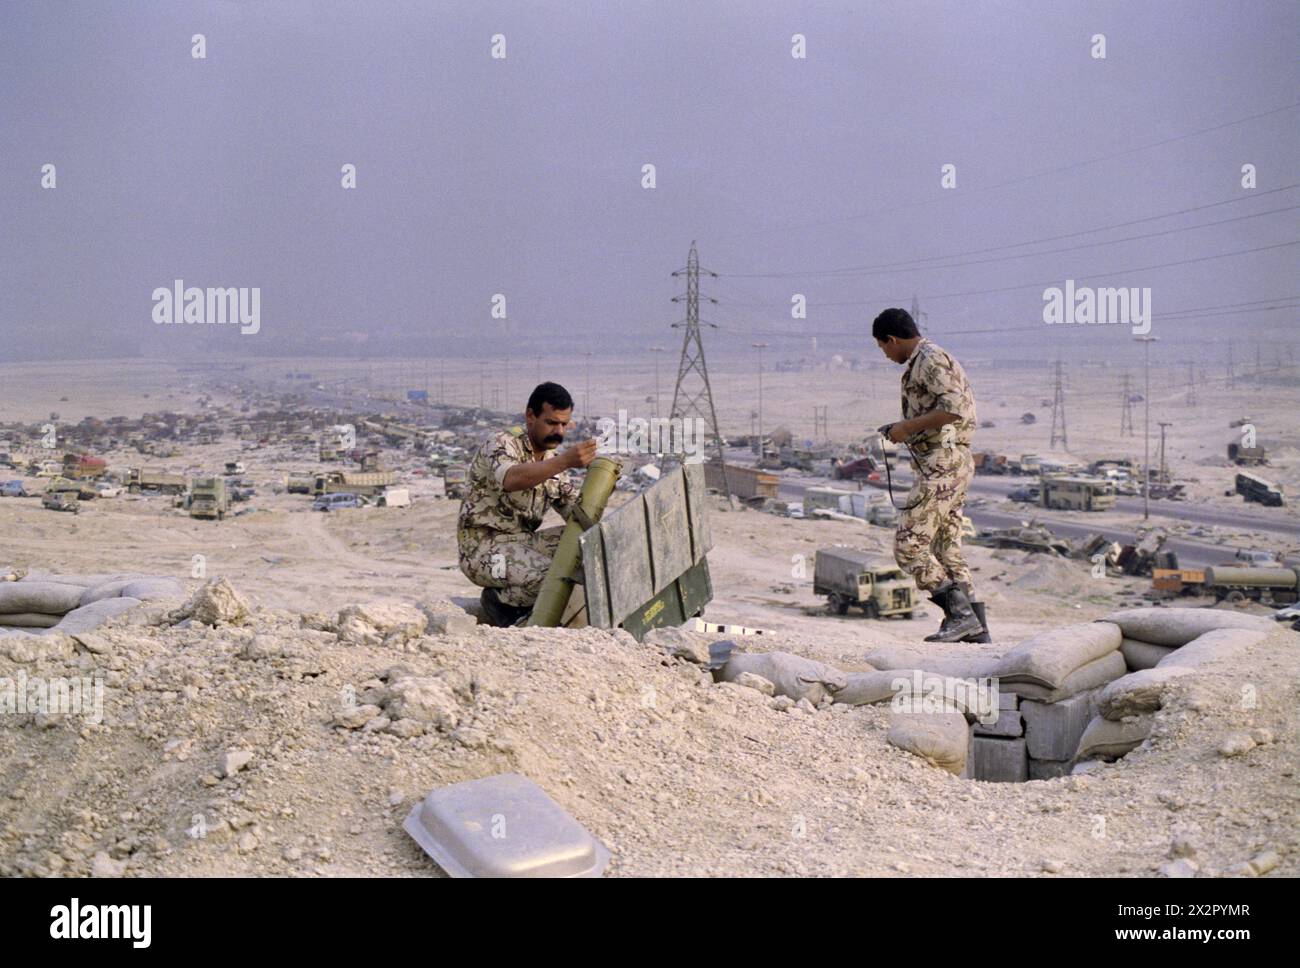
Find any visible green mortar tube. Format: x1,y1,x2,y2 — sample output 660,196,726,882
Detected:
525,455,622,627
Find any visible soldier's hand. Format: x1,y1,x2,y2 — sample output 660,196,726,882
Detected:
564,439,598,469
879,422,908,444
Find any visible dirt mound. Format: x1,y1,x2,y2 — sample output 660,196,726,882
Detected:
1,592,1296,878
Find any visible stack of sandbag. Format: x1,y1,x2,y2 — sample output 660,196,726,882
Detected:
0,580,86,631
989,622,1126,701
862,645,996,681
719,650,989,776
0,572,185,637
718,651,847,704
1105,606,1275,671
1075,608,1274,761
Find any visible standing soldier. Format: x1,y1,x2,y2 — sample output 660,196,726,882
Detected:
873,308,991,643
458,382,597,626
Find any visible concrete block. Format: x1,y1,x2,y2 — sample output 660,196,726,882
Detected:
1028,758,1072,781
972,736,1028,783
973,705,1024,738
1021,691,1094,761
998,691,1020,710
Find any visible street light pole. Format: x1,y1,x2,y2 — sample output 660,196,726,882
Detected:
1135,336,1159,520
752,342,768,459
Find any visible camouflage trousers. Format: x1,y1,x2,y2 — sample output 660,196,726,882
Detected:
459,525,564,607
893,447,975,594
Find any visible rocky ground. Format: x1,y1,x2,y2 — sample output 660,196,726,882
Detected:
1,562,1295,878
1,359,1296,877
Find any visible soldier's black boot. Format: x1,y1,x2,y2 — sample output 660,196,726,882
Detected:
480,588,532,628
923,581,984,643
961,600,992,643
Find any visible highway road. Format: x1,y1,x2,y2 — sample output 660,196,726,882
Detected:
760,466,1297,570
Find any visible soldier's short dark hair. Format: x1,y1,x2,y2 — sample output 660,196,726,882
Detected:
872,308,920,341
526,382,574,415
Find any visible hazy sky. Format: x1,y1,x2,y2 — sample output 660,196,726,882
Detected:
2,0,1297,365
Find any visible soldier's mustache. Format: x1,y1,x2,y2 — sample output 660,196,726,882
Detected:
543,433,563,445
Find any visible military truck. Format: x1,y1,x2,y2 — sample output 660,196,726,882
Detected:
312,469,399,497
841,491,898,527
1040,475,1117,511
1203,565,1300,606
1235,472,1284,507
813,548,917,618
62,453,107,479
42,490,79,513
442,466,469,500
319,425,353,461
803,486,856,516
703,461,778,502
128,468,188,495
1227,443,1267,466
190,477,228,520
45,476,98,500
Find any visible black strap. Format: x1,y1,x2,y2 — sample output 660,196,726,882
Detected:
568,504,598,532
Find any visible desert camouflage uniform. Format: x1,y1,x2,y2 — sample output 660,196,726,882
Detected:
893,338,978,593
458,429,578,607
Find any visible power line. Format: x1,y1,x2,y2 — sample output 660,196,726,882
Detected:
709,294,1300,341
1049,359,1068,449
1119,373,1135,437
721,202,1300,280
712,101,1300,245
714,239,1300,309
669,241,731,502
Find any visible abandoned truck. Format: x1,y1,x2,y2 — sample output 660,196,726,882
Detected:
189,477,228,521
813,548,917,619
1235,472,1284,507
1202,565,1300,606
1040,475,1117,511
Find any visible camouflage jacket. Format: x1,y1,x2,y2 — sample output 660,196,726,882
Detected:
457,429,577,547
900,338,977,461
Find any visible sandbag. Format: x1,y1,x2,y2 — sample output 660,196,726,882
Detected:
863,646,996,680
1097,666,1193,720
992,622,1122,689
21,571,143,588
720,651,847,704
834,669,997,723
832,670,906,706
1157,627,1269,670
80,579,136,606
1076,714,1152,759
1001,649,1127,702
1098,607,1273,648
1120,638,1176,671
0,581,87,616
886,709,969,775
121,577,185,601
0,612,62,628
53,597,142,634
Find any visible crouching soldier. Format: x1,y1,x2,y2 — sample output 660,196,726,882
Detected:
458,382,597,626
